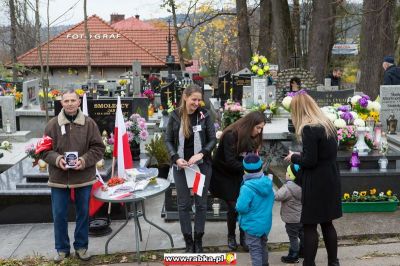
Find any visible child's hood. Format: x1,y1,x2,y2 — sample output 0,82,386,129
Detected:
244,175,272,197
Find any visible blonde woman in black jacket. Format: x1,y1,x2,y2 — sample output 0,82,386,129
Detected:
165,85,217,253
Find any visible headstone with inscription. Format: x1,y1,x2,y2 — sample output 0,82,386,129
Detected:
251,76,268,104
307,89,354,107
22,79,40,108
54,97,149,134
232,68,252,103
380,85,400,130
217,71,231,105
317,78,339,91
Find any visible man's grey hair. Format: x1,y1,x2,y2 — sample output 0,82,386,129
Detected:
61,89,80,99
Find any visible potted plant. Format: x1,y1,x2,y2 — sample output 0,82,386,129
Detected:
342,189,399,213
145,134,170,178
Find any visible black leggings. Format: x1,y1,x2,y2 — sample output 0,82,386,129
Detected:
226,200,237,236
303,221,338,266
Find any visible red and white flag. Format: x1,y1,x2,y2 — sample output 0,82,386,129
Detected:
82,93,88,116
113,96,133,177
184,165,205,196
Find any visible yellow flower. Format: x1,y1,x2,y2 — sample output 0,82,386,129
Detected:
261,57,268,64
387,190,392,196
263,65,270,72
343,193,350,199
370,188,376,195
360,191,367,197
257,69,264,76
199,100,205,107
359,113,369,121
251,65,259,72
252,55,259,63
75,89,85,96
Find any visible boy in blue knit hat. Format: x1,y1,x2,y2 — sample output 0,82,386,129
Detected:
275,163,304,263
236,154,274,266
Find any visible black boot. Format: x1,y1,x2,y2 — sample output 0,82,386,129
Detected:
194,232,204,253
183,233,194,253
227,234,238,250
239,228,249,252
281,249,299,263
328,258,340,266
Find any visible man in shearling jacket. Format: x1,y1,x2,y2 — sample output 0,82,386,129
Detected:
42,89,105,262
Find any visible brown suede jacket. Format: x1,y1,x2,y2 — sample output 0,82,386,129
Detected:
42,109,105,188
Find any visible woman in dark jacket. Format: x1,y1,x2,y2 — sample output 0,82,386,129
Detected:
285,93,342,266
165,84,216,253
209,111,266,251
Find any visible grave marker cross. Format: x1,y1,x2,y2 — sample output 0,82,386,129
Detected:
222,78,228,95
291,52,300,68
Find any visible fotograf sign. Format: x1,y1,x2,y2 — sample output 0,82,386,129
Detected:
66,33,121,40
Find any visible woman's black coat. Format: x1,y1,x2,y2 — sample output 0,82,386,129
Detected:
165,107,217,164
209,130,245,201
291,125,342,224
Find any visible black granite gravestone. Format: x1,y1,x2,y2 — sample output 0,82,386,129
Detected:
218,71,231,106
55,97,149,135
160,81,175,109
232,75,251,103
307,89,354,107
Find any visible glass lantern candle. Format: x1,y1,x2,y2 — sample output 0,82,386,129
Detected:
354,127,371,155
365,117,375,138
374,122,382,149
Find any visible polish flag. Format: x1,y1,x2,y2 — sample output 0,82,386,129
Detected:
184,165,205,196
82,93,88,115
113,96,133,177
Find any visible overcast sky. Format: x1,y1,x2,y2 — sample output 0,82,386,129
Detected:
0,0,362,27
0,0,172,26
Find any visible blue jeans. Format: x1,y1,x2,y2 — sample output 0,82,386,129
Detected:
51,186,92,253
245,232,269,266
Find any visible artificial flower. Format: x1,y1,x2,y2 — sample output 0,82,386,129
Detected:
334,119,347,128
282,96,292,111
343,193,350,200
360,191,367,197
370,188,377,195
387,190,392,196
353,118,366,127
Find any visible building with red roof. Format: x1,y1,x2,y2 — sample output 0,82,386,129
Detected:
17,14,184,87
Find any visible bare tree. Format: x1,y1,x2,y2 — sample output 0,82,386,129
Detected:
270,0,294,70
84,0,91,78
9,0,18,81
307,0,338,83
292,0,301,67
359,0,395,98
257,0,273,57
236,0,252,69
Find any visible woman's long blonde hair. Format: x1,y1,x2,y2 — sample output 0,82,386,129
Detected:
291,93,336,139
178,84,203,138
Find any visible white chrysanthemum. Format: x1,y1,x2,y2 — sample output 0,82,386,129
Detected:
350,111,358,120
334,118,347,128
321,106,335,114
282,96,292,110
325,112,337,122
1,141,10,147
368,101,381,112
353,118,365,127
338,111,343,117
351,95,362,105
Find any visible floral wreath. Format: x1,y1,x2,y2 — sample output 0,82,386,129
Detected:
250,53,270,77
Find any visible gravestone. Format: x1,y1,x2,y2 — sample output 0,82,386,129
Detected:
242,85,253,108
217,71,231,106
132,61,142,96
0,96,16,133
316,78,339,91
54,97,149,134
22,79,40,108
96,84,109,97
380,85,400,131
160,81,175,109
232,68,252,102
307,89,354,107
252,76,268,104
266,85,276,105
